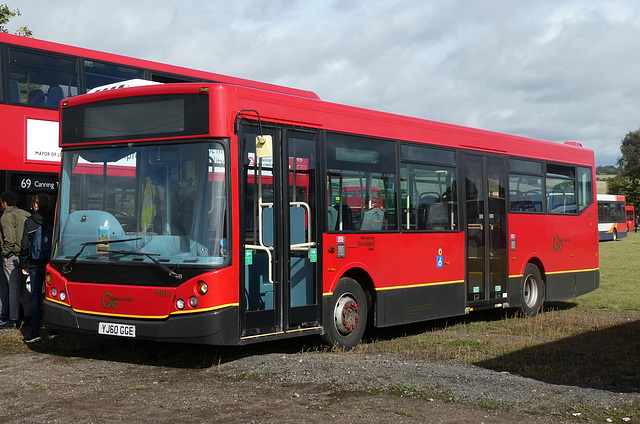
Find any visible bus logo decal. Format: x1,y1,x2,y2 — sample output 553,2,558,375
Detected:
102,292,133,309
552,235,571,252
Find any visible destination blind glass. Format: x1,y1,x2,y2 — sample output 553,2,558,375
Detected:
61,93,209,143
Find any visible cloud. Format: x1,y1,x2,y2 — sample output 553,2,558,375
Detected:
8,0,640,164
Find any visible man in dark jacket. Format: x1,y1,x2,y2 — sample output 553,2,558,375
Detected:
0,190,30,328
20,193,53,342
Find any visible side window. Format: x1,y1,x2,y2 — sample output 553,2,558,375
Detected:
400,144,457,231
546,164,577,214
576,167,593,212
8,48,78,107
509,159,543,213
84,60,145,92
326,133,397,232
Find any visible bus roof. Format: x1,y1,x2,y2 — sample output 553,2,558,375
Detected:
61,82,595,167
0,33,320,100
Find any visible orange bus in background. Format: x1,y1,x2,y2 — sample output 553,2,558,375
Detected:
44,82,599,350
597,194,627,241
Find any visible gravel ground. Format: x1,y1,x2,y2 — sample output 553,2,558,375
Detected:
0,328,638,423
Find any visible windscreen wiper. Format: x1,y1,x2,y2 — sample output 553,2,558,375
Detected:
109,250,183,280
61,238,142,275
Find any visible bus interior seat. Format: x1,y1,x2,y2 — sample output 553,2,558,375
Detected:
46,85,65,107
360,207,384,231
9,80,20,103
327,206,338,230
28,89,45,106
426,203,450,230
417,194,438,229
417,204,428,229
339,204,353,230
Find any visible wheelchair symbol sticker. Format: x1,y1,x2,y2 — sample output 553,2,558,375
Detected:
437,255,444,268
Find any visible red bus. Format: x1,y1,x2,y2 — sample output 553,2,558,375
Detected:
44,82,599,349
0,33,317,209
625,205,635,233
597,194,627,241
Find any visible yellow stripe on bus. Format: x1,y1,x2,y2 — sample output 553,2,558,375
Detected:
71,302,239,319
509,267,599,279
323,279,465,297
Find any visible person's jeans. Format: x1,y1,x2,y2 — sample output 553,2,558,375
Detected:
28,266,45,334
4,255,29,322
0,260,8,320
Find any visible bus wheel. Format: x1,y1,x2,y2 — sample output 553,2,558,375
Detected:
324,277,368,351
520,263,544,317
612,229,618,241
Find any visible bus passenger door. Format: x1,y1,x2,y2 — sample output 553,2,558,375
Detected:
463,154,507,306
284,131,319,330
241,125,319,338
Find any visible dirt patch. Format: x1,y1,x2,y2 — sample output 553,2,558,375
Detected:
0,327,638,423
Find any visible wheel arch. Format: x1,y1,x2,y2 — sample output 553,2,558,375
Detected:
519,255,547,300
340,267,375,317
520,256,547,298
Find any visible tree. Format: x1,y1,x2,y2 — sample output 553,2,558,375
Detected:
595,165,620,175
610,129,640,209
617,129,640,180
0,3,32,37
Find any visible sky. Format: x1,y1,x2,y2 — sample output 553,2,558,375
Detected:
6,0,640,165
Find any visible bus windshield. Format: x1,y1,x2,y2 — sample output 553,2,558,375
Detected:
55,141,227,267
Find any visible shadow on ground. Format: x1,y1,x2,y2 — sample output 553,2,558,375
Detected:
25,331,326,369
474,317,640,393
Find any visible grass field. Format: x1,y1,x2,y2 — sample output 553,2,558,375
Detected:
360,231,640,401
578,230,640,310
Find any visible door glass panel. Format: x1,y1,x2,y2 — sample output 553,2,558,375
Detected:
465,155,485,301
487,157,506,299
242,129,277,313
287,135,316,312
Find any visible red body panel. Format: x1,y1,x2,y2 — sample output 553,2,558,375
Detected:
508,204,599,277
46,266,239,318
322,232,466,294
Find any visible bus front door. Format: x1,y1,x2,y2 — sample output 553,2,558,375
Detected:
463,154,508,306
241,126,320,339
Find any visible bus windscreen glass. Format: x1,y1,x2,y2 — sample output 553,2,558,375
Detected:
55,142,227,267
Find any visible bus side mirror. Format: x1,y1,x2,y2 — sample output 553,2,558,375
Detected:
256,135,273,158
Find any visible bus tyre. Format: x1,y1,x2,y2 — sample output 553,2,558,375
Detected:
324,277,367,351
520,263,544,317
613,229,618,241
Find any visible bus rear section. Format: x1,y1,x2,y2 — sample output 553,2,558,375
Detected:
597,194,627,241
625,205,635,232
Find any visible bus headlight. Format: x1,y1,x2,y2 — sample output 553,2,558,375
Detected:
176,299,185,310
196,281,208,295
189,296,198,308
59,291,67,302
51,287,57,298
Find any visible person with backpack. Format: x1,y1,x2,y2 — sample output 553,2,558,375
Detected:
19,193,53,343
0,190,31,329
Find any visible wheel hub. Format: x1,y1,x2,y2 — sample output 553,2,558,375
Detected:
334,294,359,335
